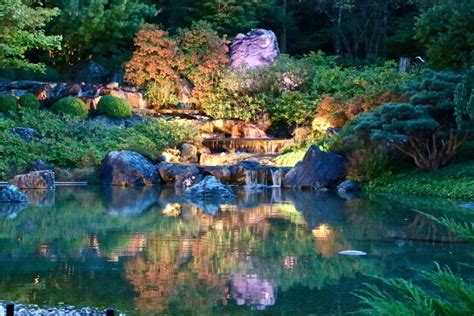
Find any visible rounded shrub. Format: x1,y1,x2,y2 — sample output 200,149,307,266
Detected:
19,93,40,109
97,95,132,119
51,97,88,118
0,94,18,114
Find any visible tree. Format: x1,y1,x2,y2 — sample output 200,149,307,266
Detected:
47,0,157,70
415,1,474,70
0,0,61,72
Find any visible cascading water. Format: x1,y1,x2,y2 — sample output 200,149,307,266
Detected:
270,169,284,187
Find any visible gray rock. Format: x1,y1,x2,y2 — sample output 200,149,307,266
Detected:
337,180,361,192
230,29,280,70
26,160,53,172
11,127,39,142
101,150,159,186
186,176,236,198
157,162,203,188
180,143,198,163
0,185,28,203
185,176,236,215
73,61,108,84
283,145,346,189
9,170,55,189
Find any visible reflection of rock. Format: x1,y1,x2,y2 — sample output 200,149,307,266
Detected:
101,151,159,186
0,203,27,219
23,189,55,207
9,170,55,189
0,185,28,203
231,274,276,310
283,145,346,189
157,162,203,188
230,29,280,70
104,186,158,217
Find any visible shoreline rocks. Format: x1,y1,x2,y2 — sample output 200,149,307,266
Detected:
9,170,55,189
283,145,346,189
101,151,159,186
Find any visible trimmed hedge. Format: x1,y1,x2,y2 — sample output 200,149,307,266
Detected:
19,93,40,109
97,95,132,119
0,94,18,114
51,97,88,118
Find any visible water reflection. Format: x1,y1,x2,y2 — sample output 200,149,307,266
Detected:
0,186,471,315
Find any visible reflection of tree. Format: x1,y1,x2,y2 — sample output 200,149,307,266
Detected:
123,204,374,313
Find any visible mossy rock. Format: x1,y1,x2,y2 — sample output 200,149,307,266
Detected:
19,93,40,109
97,95,132,119
0,94,18,114
51,97,88,118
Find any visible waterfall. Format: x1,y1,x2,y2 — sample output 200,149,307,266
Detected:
270,169,284,187
245,169,258,187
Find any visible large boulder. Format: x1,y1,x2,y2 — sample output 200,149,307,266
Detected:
101,151,159,186
9,170,55,189
180,143,198,163
230,29,280,70
283,145,346,189
0,185,28,203
157,162,203,188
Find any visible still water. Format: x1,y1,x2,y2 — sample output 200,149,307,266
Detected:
0,186,472,315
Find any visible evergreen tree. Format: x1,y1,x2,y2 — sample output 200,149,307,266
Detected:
0,0,61,72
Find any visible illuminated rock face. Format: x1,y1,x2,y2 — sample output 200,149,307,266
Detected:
230,29,280,70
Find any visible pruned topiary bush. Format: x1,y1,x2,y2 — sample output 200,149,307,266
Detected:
97,95,132,119
0,94,18,114
19,93,40,109
51,97,88,118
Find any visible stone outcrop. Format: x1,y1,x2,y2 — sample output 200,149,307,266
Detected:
157,162,203,188
230,29,280,70
185,176,236,198
9,170,55,189
283,145,346,189
101,151,159,186
0,185,28,203
337,180,361,192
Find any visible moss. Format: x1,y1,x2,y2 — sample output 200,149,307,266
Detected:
97,95,132,119
365,161,474,200
51,97,88,118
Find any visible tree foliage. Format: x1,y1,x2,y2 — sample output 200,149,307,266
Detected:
415,0,474,70
0,0,61,72
47,0,157,69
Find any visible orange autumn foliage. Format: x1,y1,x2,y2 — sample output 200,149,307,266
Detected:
124,22,229,108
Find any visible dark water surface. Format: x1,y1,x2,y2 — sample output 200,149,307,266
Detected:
0,186,472,315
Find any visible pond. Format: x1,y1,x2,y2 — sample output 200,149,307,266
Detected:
0,186,472,315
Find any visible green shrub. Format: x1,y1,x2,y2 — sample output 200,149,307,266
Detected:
0,108,198,179
0,94,18,114
267,92,316,126
97,95,132,119
51,97,88,118
18,93,40,109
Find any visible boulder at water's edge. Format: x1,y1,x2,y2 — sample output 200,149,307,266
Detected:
101,150,159,186
9,170,55,189
283,145,346,189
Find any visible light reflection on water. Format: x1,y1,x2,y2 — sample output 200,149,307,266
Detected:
0,186,471,315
